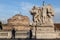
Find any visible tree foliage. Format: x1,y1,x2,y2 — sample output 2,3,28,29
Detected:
0,21,2,30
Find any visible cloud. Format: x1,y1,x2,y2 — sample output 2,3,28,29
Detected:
54,8,60,23
19,2,34,21
0,4,19,24
55,8,60,13
19,2,60,23
0,1,60,23
0,2,35,23
20,2,34,12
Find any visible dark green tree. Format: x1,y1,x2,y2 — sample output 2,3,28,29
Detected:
0,21,2,30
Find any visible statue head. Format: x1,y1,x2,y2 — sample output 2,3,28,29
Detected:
30,6,38,15
47,4,54,18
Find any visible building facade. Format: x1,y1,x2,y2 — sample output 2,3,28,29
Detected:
3,14,30,31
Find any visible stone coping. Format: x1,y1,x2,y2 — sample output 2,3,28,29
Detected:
0,30,29,32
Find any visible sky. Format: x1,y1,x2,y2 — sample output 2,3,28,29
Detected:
0,0,60,24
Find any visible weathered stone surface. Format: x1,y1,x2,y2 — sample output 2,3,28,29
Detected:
3,14,30,31
0,31,11,38
0,30,29,38
30,4,54,26
30,3,56,39
8,14,30,26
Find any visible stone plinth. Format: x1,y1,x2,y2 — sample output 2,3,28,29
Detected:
36,27,56,39
32,26,57,39
37,27,54,32
36,32,57,39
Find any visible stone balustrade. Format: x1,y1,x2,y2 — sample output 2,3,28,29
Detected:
0,31,12,38
0,30,29,38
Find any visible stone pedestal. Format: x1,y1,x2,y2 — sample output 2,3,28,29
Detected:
32,26,57,39
36,32,57,39
37,26,54,32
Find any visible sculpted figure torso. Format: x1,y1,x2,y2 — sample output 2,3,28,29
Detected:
30,6,42,25
30,4,54,26
42,5,47,24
